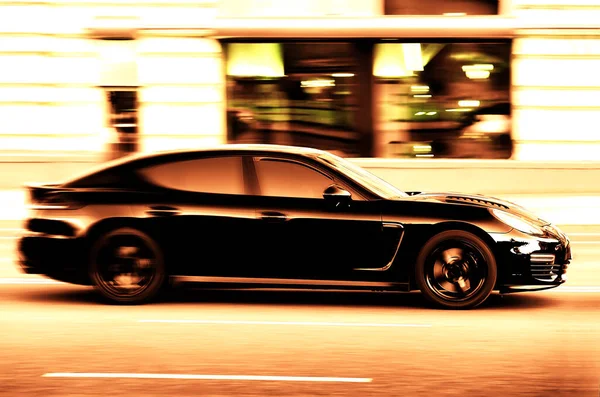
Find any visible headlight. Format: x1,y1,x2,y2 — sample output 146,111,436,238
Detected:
491,209,544,236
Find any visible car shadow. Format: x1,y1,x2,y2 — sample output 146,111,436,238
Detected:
164,286,562,311
17,282,564,311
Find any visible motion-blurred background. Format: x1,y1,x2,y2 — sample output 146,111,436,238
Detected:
1,0,599,236
1,2,600,396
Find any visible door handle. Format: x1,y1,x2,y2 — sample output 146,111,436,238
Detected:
146,205,180,216
260,211,287,222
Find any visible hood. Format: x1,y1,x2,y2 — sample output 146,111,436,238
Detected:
407,192,550,227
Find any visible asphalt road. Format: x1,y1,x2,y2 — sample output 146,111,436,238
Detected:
1,222,599,396
0,283,599,397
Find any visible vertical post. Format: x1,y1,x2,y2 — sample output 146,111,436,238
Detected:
354,40,376,157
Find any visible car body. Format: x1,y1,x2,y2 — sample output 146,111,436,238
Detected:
17,144,572,309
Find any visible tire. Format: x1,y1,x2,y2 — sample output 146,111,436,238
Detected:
89,227,167,304
415,230,497,309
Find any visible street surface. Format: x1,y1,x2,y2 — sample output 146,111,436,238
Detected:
0,283,599,396
1,201,599,396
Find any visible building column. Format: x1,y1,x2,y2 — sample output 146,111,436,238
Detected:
510,1,600,160
354,41,376,157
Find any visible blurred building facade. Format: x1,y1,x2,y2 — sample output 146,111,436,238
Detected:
0,0,599,160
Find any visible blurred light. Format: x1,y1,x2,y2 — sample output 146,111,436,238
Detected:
374,43,424,78
416,154,434,157
415,111,426,116
465,70,490,79
403,43,424,72
446,108,473,112
301,80,335,88
413,144,432,152
414,94,432,98
458,100,480,107
426,111,437,115
411,85,429,92
331,73,354,77
462,64,493,79
226,43,284,77
462,64,494,71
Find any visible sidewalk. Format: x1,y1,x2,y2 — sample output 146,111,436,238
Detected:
1,189,599,226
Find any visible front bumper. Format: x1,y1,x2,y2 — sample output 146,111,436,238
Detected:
494,224,572,290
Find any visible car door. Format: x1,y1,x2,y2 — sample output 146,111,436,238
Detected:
135,154,258,277
249,155,386,280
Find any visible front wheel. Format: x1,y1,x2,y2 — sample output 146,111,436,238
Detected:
89,228,167,304
415,230,497,309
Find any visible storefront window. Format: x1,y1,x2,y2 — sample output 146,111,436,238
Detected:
384,0,499,15
225,42,361,157
225,40,512,159
374,41,512,158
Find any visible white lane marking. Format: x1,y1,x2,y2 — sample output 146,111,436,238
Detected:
546,287,600,293
42,373,372,383
0,277,61,285
139,319,432,327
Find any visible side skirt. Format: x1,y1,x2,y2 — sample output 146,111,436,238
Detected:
170,276,411,292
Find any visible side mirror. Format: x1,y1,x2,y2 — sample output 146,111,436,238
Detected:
323,184,352,205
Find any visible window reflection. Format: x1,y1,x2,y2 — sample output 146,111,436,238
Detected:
225,42,361,157
375,42,512,158
254,159,333,199
139,156,245,194
384,0,499,15
224,40,512,160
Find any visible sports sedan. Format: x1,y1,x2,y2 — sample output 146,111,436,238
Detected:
17,144,572,309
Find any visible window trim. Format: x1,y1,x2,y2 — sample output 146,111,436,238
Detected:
250,155,364,200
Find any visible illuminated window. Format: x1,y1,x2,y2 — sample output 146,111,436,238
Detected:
384,0,499,15
224,42,361,157
374,41,512,159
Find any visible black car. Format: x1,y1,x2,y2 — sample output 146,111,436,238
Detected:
17,144,572,309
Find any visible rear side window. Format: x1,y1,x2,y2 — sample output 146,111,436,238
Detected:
138,156,245,195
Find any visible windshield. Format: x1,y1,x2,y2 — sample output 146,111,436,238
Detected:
316,153,408,199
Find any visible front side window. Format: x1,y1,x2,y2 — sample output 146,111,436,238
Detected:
138,156,245,195
254,158,333,199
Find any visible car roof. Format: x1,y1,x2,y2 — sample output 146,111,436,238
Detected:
62,144,328,186
142,144,327,158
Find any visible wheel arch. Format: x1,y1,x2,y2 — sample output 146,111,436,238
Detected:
84,218,158,246
83,218,168,264
408,220,500,288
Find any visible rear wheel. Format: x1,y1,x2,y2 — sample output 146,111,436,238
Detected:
415,230,497,309
89,227,166,304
